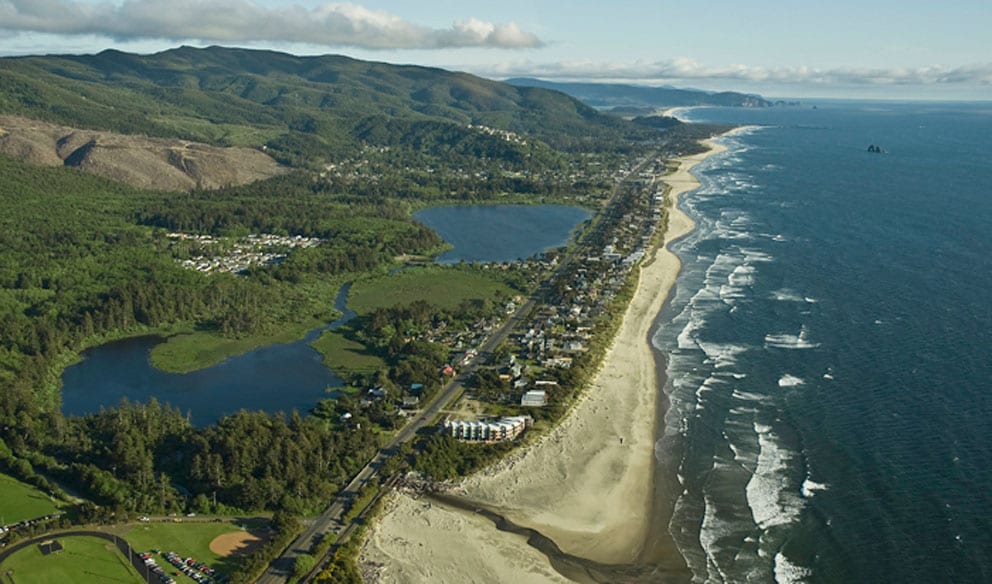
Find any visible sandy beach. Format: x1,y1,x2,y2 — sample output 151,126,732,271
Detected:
361,134,734,583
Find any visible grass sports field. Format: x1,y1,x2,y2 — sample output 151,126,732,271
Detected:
1,536,141,584
117,519,268,578
0,473,60,526
120,521,240,566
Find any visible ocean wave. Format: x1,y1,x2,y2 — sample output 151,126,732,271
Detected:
770,288,804,302
741,247,775,263
699,495,736,583
729,264,757,286
698,342,750,368
801,478,829,498
694,375,727,403
676,316,701,350
729,406,758,416
747,422,805,529
765,326,820,349
774,552,813,584
719,284,748,304
732,389,770,403
778,375,805,388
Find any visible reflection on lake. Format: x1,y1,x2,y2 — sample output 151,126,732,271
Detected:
414,204,590,263
60,284,355,426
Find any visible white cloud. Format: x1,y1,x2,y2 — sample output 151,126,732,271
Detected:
0,0,543,50
480,58,992,86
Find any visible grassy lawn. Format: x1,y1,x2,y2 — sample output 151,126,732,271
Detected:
1,536,141,584
348,267,514,314
310,329,387,374
0,472,59,525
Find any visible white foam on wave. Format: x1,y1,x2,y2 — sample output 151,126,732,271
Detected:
770,288,804,302
732,389,770,403
774,552,813,584
746,423,805,529
677,316,701,350
704,253,739,286
698,342,750,368
772,234,788,242
741,248,775,263
729,406,758,416
765,326,820,350
694,375,726,403
699,495,735,583
728,213,752,226
729,264,757,286
778,374,805,388
719,284,748,304
801,478,829,498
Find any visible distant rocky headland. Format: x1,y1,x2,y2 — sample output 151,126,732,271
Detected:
506,77,773,110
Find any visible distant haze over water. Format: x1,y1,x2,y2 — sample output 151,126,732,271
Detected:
652,102,992,582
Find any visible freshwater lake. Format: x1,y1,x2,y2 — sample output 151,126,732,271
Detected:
61,285,355,426
414,204,590,263
61,204,590,425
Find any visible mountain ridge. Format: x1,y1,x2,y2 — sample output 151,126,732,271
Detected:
0,45,655,168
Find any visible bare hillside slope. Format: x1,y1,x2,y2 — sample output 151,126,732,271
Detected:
0,115,285,191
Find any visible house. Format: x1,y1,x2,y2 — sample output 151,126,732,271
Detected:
521,390,547,407
402,395,420,408
563,340,586,352
544,356,573,369
368,387,388,399
441,365,456,376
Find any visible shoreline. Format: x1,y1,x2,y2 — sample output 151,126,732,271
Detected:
360,133,737,583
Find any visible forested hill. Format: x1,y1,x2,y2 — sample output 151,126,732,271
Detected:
0,45,653,167
505,77,772,110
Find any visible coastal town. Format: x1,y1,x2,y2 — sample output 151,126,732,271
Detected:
432,155,670,438
323,150,671,448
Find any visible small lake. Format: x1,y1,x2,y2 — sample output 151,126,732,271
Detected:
60,284,355,427
414,204,591,263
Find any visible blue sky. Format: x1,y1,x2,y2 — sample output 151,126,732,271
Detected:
1,0,990,99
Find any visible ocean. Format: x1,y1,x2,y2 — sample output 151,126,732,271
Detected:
653,102,992,583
